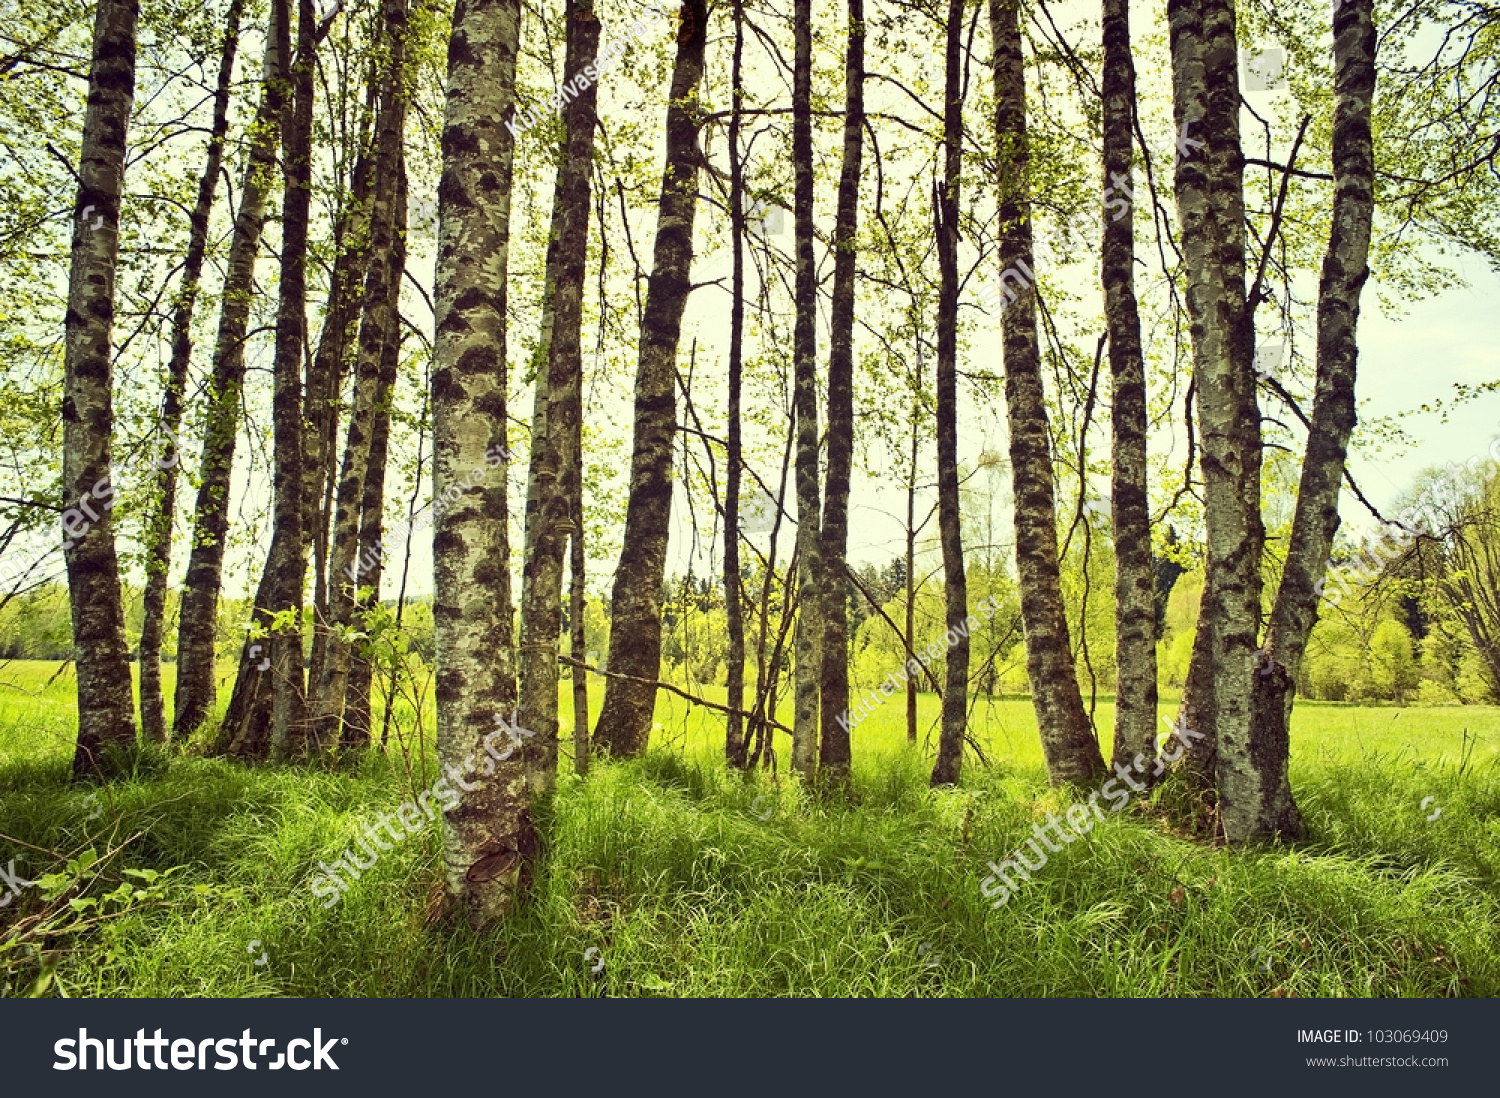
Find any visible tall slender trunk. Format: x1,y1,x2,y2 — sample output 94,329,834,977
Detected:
1252,0,1375,840
1166,0,1264,839
594,0,709,758
344,154,409,747
569,484,589,775
306,81,381,702
906,392,918,744
433,0,527,927
312,0,409,751
818,0,864,789
931,0,968,787
64,0,141,776
265,0,317,760
518,0,599,793
723,0,748,771
138,0,245,744
1101,0,1156,775
172,0,288,739
991,0,1104,785
789,0,822,781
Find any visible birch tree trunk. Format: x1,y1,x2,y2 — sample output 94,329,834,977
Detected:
265,0,316,760
930,0,969,787
172,0,287,739
1252,0,1375,840
1173,573,1219,809
138,0,245,744
1100,0,1157,775
991,0,1105,785
220,561,277,758
789,0,822,781
305,86,380,702
723,0,748,771
1167,0,1265,840
906,403,918,744
312,0,409,751
569,483,589,775
594,0,708,758
518,0,599,794
433,0,529,926
818,0,864,789
344,155,408,747
64,0,141,776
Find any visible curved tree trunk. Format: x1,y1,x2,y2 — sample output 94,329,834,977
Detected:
819,0,864,791
990,0,1105,786
138,0,245,744
518,0,600,794
594,0,708,758
1166,0,1265,840
433,0,527,928
930,0,967,787
64,0,141,776
1253,0,1375,840
1101,0,1157,777
172,0,288,740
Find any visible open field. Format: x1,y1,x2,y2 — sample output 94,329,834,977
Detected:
1,659,1497,997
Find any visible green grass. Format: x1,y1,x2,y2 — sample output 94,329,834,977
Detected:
1,659,1497,997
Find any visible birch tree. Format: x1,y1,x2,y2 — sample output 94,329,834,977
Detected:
1166,0,1264,839
1100,0,1156,776
1249,0,1377,840
991,0,1104,785
518,0,600,791
595,0,709,758
788,0,822,781
64,0,141,775
313,0,410,751
723,0,749,770
432,0,529,926
263,0,317,760
931,0,968,787
138,0,245,743
344,154,409,745
818,0,864,789
172,0,288,739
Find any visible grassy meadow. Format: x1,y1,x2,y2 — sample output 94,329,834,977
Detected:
1,658,1497,997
